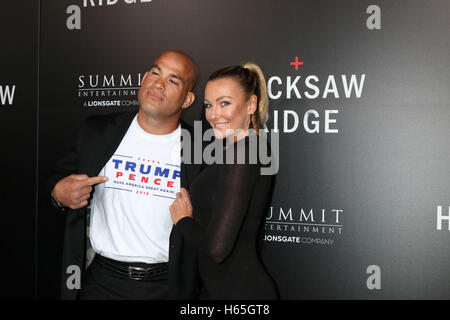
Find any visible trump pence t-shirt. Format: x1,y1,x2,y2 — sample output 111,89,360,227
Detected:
90,115,181,263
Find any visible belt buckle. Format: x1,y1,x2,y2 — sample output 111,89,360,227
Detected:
128,266,148,280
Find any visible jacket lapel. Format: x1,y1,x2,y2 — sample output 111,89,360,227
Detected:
179,119,202,190
85,111,137,177
169,119,202,282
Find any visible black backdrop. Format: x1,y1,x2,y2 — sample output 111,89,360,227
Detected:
1,0,449,300
0,1,38,299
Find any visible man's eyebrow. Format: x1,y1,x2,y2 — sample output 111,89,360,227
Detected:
150,64,185,83
169,74,184,83
150,64,161,71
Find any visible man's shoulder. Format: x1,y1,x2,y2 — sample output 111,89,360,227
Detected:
180,118,207,137
81,112,201,137
179,118,193,132
83,111,137,131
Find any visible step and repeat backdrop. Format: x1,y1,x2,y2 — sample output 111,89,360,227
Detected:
2,0,449,299
0,1,38,299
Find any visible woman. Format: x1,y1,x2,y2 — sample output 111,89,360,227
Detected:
169,63,278,299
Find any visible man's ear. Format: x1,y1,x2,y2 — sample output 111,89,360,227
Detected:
182,91,195,109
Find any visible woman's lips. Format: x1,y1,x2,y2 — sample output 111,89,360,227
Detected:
214,123,228,129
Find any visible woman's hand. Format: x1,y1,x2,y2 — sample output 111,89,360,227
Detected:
170,187,193,224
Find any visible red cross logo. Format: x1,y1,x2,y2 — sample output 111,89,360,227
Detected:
290,57,304,71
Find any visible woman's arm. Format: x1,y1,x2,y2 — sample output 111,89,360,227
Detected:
172,162,260,264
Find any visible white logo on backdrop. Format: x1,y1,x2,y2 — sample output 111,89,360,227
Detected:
366,5,381,30
437,206,450,231
266,57,366,134
77,73,142,107
366,265,381,290
66,0,153,30
0,85,16,106
264,207,344,246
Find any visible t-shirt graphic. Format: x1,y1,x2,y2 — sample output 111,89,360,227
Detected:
104,154,180,200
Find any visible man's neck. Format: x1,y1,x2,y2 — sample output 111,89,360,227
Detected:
137,110,180,135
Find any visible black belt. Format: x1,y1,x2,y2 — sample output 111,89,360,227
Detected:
95,255,168,281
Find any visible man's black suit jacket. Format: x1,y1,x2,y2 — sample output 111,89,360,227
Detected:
47,111,202,300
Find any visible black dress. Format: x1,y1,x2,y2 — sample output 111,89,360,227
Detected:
176,135,278,299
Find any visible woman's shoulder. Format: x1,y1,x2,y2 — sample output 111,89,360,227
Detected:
226,133,273,166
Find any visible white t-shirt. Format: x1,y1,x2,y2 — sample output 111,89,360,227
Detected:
89,115,181,263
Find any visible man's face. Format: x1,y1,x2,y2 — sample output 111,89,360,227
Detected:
138,52,194,119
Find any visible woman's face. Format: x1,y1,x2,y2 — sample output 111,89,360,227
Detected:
204,77,256,139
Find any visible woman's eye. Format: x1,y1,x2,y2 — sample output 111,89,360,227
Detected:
220,101,230,107
203,103,212,108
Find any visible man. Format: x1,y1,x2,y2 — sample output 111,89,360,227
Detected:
48,50,202,299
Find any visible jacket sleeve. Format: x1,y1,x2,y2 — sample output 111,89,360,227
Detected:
46,117,90,211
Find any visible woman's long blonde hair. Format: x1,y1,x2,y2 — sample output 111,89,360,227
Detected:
208,62,269,133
